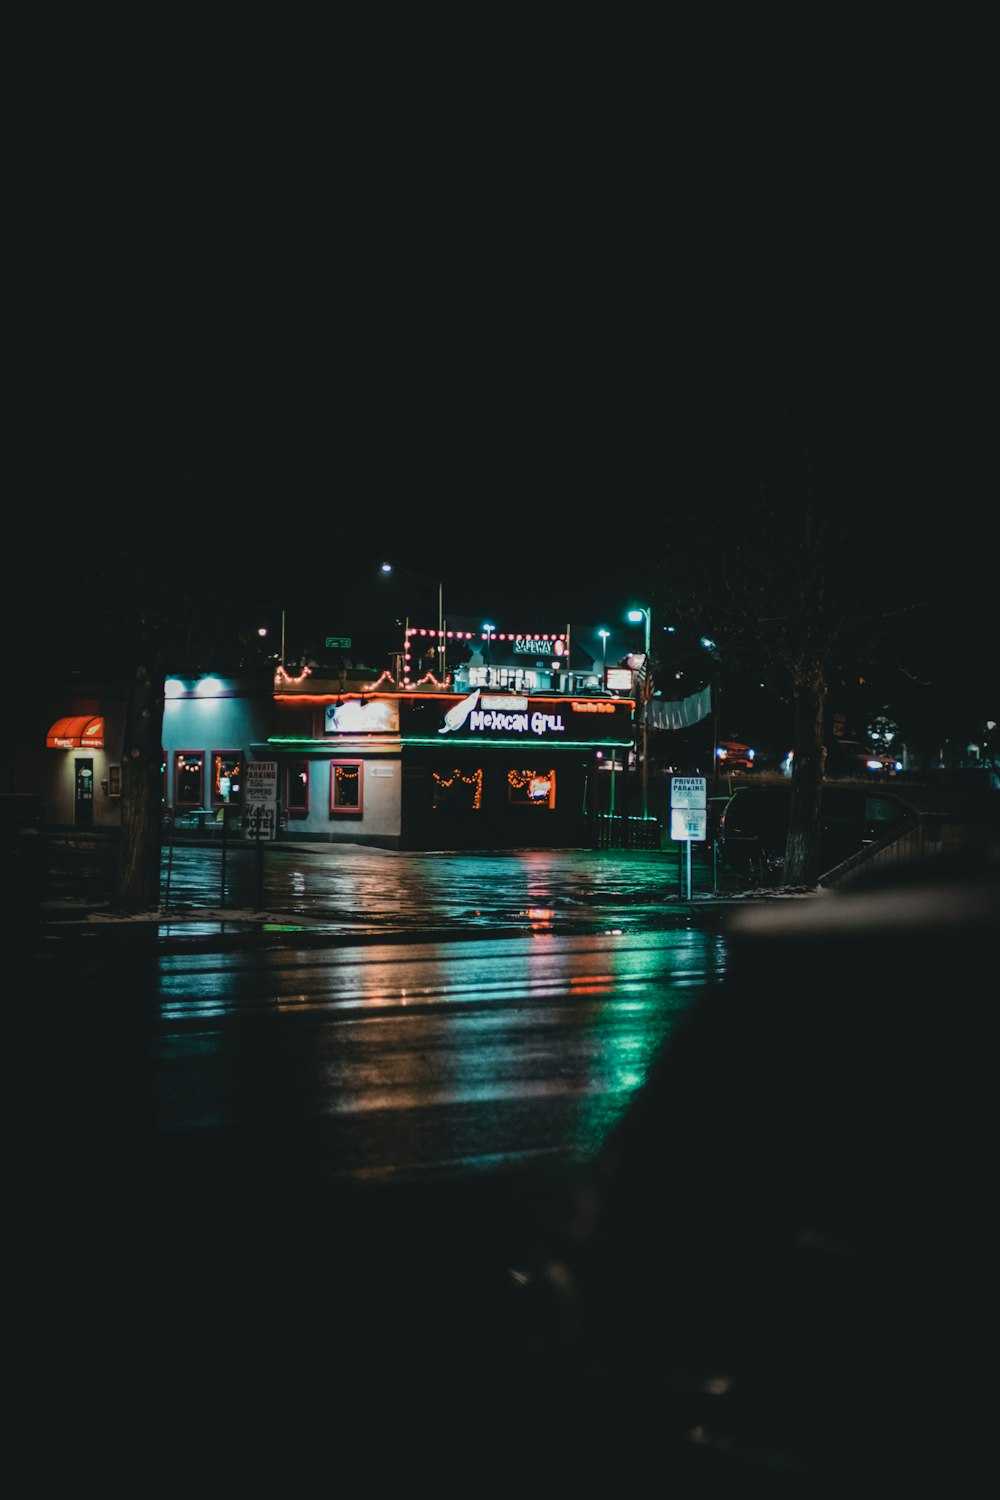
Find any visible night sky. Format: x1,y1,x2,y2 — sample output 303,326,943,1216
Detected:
13,66,992,753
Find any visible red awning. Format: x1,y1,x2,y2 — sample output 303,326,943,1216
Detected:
46,715,105,749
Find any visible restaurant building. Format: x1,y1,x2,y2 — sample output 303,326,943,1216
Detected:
24,620,645,850
263,619,637,849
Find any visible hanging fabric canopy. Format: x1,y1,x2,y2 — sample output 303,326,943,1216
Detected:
646,686,712,731
46,716,105,748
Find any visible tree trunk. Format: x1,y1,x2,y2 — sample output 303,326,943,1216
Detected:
784,681,827,886
112,658,166,912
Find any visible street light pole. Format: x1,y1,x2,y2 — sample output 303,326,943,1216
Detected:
482,623,495,686
700,637,721,792
381,563,446,683
598,628,609,687
438,580,445,682
627,607,652,819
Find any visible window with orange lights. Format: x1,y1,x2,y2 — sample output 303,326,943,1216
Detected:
331,760,363,815
211,751,243,807
431,767,483,812
175,752,204,807
507,768,556,809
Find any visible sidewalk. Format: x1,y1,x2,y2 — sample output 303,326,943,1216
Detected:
29,836,817,955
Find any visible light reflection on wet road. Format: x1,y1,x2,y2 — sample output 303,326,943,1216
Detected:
154,928,727,1192
159,843,730,933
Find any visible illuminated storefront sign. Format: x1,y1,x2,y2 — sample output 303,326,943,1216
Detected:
469,709,565,735
326,700,400,733
481,695,527,711
434,690,628,741
45,715,105,749
512,637,566,656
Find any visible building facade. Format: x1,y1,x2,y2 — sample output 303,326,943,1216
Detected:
19,623,644,851
266,677,635,850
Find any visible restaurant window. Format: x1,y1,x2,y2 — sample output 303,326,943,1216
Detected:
432,767,483,812
212,751,243,807
287,759,310,817
507,768,557,810
108,765,121,798
331,760,363,815
175,751,204,807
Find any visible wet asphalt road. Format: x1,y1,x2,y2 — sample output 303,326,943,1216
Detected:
6,842,776,1486
8,839,993,1490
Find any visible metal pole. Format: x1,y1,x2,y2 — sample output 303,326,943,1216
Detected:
712,674,720,793
641,609,651,819
164,806,175,910
438,582,445,682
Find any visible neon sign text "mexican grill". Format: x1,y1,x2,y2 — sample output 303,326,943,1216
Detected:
469,709,565,735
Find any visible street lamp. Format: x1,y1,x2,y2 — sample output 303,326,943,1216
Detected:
700,637,721,791
380,562,446,682
482,623,495,685
598,628,609,686
627,606,652,818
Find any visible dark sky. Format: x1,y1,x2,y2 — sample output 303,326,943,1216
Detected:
14,66,991,740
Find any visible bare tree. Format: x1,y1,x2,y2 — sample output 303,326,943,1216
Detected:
656,366,925,885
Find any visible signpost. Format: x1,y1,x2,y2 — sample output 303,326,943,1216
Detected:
243,761,278,841
243,760,278,910
670,776,707,900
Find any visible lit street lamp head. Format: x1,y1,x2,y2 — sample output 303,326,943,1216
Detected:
626,607,652,818
380,562,446,685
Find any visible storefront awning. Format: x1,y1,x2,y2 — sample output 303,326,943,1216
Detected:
46,715,105,749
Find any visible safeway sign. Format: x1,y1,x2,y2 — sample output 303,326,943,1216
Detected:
243,760,278,841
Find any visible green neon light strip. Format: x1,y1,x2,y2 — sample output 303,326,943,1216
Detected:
404,737,633,749
268,737,633,751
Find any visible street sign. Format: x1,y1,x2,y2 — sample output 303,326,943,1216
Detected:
325,636,352,648
670,774,708,901
670,776,707,812
671,807,708,841
243,760,278,841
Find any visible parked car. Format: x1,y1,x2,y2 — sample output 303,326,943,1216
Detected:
715,740,756,773
716,781,917,880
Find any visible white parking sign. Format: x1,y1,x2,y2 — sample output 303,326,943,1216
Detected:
670,776,707,810
670,807,708,841
670,776,707,843
243,761,278,841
